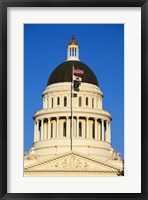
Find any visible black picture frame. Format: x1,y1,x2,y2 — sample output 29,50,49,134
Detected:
0,0,147,199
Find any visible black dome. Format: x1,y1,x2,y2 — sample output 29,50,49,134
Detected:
47,61,99,86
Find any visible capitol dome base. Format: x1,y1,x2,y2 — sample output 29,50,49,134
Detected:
33,138,112,161
24,138,123,176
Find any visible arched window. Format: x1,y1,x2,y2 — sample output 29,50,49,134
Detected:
92,98,94,108
79,96,82,107
64,96,67,106
57,97,60,105
86,97,88,106
79,122,82,137
92,122,95,139
51,98,53,108
63,122,66,137
51,123,53,138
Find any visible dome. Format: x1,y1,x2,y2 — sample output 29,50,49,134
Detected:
47,61,99,86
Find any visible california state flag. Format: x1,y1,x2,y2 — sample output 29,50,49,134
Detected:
73,75,82,82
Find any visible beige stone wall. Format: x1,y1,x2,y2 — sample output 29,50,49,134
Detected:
32,82,114,162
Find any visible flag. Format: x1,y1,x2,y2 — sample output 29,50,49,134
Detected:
74,69,84,74
73,75,82,82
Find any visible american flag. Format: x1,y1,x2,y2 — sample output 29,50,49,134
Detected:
74,69,84,75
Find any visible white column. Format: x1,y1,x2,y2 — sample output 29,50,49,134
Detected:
73,118,75,138
48,118,51,139
43,98,45,109
67,49,69,59
77,48,79,59
101,119,104,141
34,121,37,142
44,121,48,140
76,117,78,138
56,117,59,138
86,117,89,139
66,116,69,138
36,120,40,141
109,122,111,143
44,99,47,109
95,118,98,140
47,99,49,108
98,122,101,140
106,121,109,142
41,119,44,140
82,119,85,139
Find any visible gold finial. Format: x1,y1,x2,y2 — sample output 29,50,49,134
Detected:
68,33,78,45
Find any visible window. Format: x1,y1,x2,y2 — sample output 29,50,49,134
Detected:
39,121,41,140
51,98,53,108
51,123,53,138
92,122,95,139
72,47,75,56
92,98,94,108
79,96,82,107
86,97,88,106
64,96,67,106
63,122,66,137
79,122,82,137
57,97,60,105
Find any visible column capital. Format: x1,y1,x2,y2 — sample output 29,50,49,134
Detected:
41,118,44,122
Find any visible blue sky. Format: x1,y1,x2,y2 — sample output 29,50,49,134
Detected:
24,24,124,158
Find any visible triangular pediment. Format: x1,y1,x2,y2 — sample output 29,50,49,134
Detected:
24,151,120,175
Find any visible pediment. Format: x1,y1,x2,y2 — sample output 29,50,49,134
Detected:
24,151,120,175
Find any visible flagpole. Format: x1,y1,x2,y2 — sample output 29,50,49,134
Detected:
71,65,74,151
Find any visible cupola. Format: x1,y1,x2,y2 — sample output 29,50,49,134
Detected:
67,33,79,61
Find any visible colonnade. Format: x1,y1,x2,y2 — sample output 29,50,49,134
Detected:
67,47,79,59
34,116,111,143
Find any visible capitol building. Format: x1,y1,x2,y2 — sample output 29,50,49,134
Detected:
24,34,123,176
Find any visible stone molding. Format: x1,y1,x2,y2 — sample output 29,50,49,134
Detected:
24,151,121,176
